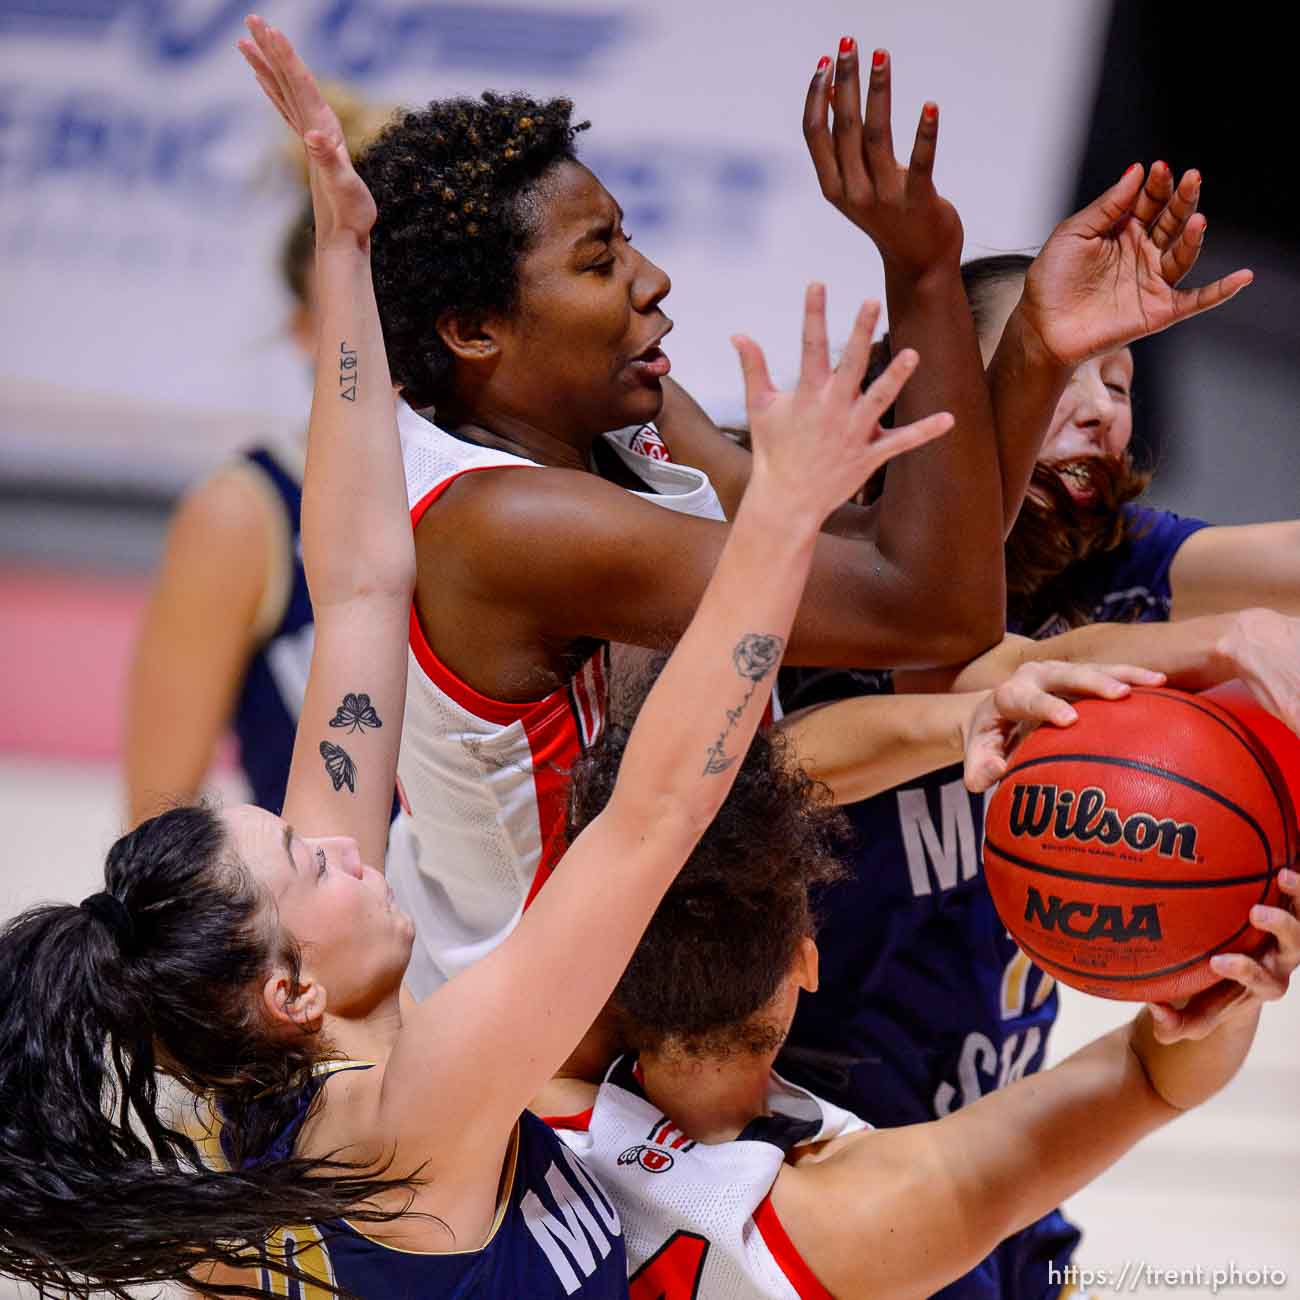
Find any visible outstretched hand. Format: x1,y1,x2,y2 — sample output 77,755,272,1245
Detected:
803,43,961,279
1018,161,1253,366
238,15,377,242
733,286,953,527
1148,867,1300,1044
961,660,1166,793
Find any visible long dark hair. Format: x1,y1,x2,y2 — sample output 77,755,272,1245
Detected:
566,673,847,1057
0,804,417,1298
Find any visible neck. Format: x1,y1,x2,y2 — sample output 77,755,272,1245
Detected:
320,987,404,1066
437,397,598,472
637,1046,778,1144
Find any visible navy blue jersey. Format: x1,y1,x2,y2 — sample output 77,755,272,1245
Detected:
778,504,1208,1300
230,447,314,815
232,1065,630,1299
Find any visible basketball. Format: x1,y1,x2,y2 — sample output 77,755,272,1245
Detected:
985,687,1296,1003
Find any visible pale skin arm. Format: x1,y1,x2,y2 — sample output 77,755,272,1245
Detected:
1170,521,1300,619
124,470,272,825
918,607,1300,736
780,875,1300,1300
780,661,1164,804
239,19,412,876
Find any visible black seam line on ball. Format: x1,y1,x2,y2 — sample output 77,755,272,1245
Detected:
983,837,1277,891
1013,912,1259,983
1128,686,1295,866
998,752,1271,872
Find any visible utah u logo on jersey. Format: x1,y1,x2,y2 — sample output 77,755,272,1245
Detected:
618,1143,675,1173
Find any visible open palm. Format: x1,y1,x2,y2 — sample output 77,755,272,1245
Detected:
238,15,377,242
1020,162,1252,366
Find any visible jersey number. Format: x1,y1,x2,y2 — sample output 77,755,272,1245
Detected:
629,1231,710,1300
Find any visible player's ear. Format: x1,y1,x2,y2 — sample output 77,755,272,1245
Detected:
794,935,819,994
437,310,502,364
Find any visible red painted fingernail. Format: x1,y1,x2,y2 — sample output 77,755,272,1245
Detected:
1154,159,1167,171
872,48,886,68
816,55,831,73
1124,162,1141,177
923,102,938,121
839,36,855,55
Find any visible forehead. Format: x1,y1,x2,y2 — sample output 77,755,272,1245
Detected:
528,160,620,254
221,804,291,889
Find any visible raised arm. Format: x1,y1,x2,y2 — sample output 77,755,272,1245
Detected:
781,871,1298,1300
989,162,1252,530
803,43,1004,645
239,19,412,872
387,295,954,1162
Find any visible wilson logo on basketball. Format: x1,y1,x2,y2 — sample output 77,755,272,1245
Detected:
1024,886,1163,943
617,1144,675,1173
1008,784,1198,862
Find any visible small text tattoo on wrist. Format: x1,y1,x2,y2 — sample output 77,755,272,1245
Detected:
702,633,785,776
329,692,383,734
339,341,358,401
320,741,357,794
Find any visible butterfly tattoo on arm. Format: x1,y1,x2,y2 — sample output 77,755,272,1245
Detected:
329,693,383,734
319,741,357,794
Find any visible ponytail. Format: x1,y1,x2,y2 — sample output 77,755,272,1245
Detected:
0,805,418,1298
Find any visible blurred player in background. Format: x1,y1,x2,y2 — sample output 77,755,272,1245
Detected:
124,88,389,825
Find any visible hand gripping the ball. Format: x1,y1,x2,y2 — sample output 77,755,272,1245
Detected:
961,660,1167,794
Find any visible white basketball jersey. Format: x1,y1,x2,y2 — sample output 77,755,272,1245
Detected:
393,405,727,997
549,1057,868,1300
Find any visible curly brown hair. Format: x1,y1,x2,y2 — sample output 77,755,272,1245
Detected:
355,93,589,410
566,674,848,1059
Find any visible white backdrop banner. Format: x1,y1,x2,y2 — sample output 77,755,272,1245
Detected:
0,0,1108,485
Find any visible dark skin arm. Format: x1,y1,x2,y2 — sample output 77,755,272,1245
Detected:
416,426,981,703
804,44,1004,634
988,161,1252,533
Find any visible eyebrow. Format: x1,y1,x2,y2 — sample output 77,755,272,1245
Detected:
573,204,625,249
283,823,297,873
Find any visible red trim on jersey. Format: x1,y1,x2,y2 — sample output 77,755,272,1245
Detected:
520,699,581,909
540,1108,594,1133
408,465,544,725
752,1195,835,1300
407,461,606,912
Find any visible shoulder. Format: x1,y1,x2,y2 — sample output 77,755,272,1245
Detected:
1119,504,1211,559
171,462,282,550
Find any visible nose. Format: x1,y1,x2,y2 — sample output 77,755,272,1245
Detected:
1069,371,1120,453
631,248,671,314
320,837,364,879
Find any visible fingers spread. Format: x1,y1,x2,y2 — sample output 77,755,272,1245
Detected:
862,47,896,183
857,346,918,426
831,299,882,404
803,56,840,202
798,282,831,390
1171,266,1254,323
830,38,867,202
1152,168,1201,255
906,102,939,199
1132,159,1174,229
1071,163,1144,237
732,334,775,415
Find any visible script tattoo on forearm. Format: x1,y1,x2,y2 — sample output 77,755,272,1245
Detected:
320,741,357,794
702,633,786,776
339,341,358,401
